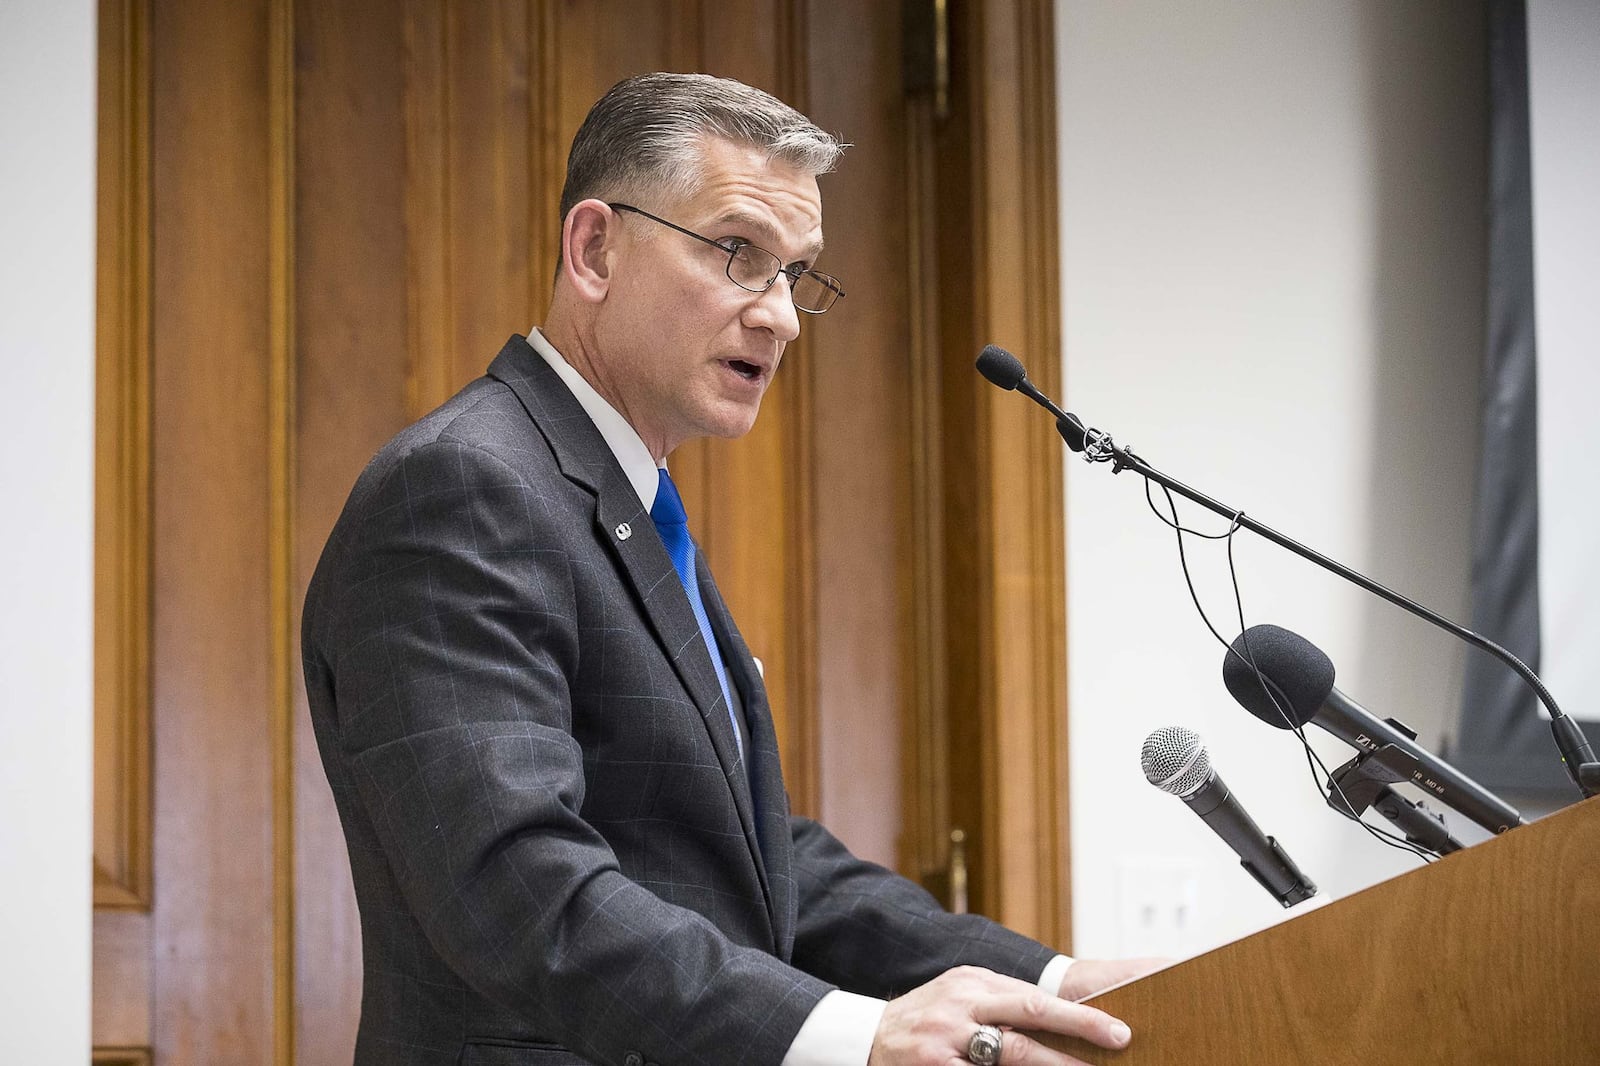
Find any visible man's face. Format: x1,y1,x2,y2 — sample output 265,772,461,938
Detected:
591,136,824,458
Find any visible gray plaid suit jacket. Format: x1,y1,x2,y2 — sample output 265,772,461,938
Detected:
302,335,1057,1066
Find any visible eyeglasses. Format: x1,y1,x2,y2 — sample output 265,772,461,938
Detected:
608,203,844,314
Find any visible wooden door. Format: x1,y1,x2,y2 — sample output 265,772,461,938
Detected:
92,2,1066,1062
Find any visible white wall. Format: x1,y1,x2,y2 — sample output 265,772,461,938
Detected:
0,0,96,1057
1056,1,1488,958
1529,0,1600,716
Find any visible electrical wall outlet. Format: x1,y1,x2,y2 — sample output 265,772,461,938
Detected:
1113,856,1201,958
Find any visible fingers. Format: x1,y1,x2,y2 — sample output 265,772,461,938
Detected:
993,1027,1096,1066
954,1025,1111,1066
973,981,1131,1052
868,966,1133,1066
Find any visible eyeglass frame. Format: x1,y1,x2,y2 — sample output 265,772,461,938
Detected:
607,202,845,314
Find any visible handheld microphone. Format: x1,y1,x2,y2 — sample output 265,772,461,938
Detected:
1222,624,1526,835
1141,725,1319,907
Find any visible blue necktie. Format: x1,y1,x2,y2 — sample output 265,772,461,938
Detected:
650,469,741,759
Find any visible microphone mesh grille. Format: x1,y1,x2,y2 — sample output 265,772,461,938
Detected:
1140,725,1210,798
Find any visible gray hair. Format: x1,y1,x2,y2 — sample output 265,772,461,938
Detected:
558,72,845,221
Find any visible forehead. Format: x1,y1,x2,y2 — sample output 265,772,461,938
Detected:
677,136,825,258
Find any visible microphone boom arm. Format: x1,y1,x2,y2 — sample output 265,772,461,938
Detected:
997,362,1598,798
1100,435,1596,797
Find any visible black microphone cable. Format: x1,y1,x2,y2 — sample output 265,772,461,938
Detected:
1143,481,1439,864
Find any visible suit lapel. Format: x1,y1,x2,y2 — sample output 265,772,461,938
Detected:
486,336,775,935
592,487,751,798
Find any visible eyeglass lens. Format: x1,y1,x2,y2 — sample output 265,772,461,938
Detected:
726,245,839,313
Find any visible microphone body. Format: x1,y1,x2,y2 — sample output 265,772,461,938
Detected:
975,344,1087,451
1223,625,1525,835
1142,727,1319,907
1317,686,1521,834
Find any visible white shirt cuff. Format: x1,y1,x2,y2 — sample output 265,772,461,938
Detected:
780,989,886,1066
1036,953,1076,998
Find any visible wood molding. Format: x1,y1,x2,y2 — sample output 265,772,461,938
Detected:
406,1,543,406
267,0,297,1061
529,0,561,322
144,0,282,1051
93,0,152,912
970,0,1068,948
925,0,1067,945
92,910,150,1048
450,3,537,381
902,93,953,887
1014,0,1071,953
403,0,455,420
92,1048,152,1066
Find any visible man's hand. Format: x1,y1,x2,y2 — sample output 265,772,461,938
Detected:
867,966,1132,1066
1055,957,1171,1002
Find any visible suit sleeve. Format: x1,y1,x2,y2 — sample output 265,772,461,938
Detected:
316,438,829,1065
787,816,1058,999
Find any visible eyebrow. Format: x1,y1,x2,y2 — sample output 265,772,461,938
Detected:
711,210,825,262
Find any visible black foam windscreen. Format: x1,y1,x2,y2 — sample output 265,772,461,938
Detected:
1222,624,1336,729
975,344,1027,391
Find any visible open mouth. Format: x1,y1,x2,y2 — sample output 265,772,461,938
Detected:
726,359,763,381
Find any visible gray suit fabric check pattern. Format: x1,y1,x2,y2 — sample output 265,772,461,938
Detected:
302,336,1057,1066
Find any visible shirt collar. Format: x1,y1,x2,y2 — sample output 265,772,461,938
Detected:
526,327,661,512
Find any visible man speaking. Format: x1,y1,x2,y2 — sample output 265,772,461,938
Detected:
303,72,1143,1066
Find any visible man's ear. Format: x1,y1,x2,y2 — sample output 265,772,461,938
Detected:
560,199,618,303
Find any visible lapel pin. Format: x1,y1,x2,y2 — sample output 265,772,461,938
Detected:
615,522,633,541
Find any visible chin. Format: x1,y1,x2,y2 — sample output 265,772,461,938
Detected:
706,403,763,441
714,416,761,441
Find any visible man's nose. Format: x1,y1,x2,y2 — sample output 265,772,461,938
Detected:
746,275,802,342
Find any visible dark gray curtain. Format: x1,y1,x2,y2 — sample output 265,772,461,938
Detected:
1453,0,1566,794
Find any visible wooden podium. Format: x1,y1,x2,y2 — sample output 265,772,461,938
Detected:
1042,795,1600,1064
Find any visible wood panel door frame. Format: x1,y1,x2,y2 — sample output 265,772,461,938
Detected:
91,2,1070,1060
900,0,1070,948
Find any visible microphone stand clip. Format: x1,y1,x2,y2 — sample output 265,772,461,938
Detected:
1581,764,1600,793
1325,742,1466,856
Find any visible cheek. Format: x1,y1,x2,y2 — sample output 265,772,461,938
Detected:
665,294,743,355
613,266,748,369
